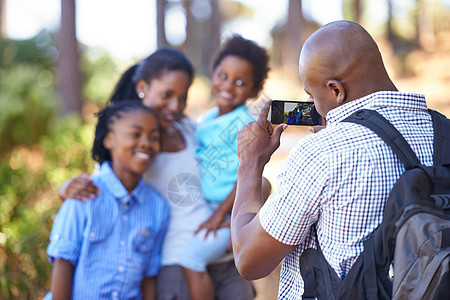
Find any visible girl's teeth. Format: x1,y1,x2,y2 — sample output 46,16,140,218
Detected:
220,91,232,99
135,152,149,159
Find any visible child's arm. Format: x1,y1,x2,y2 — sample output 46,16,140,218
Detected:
47,198,87,299
51,258,74,300
143,202,169,300
142,276,156,300
195,183,237,237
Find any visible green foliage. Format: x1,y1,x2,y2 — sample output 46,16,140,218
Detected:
0,64,58,155
0,30,57,70
0,116,95,300
81,48,122,105
0,31,121,158
0,31,58,157
0,31,117,299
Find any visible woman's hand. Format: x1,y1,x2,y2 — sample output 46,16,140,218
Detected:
58,174,99,202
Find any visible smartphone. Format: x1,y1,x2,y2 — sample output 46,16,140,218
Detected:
270,100,321,126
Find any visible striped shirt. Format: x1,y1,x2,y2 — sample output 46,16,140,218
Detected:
47,162,170,300
259,91,434,300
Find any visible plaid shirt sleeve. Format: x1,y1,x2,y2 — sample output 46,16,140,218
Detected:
259,134,328,245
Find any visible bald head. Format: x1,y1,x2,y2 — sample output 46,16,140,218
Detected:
299,21,396,115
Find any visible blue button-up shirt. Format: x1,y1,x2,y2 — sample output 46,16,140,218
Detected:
47,162,170,299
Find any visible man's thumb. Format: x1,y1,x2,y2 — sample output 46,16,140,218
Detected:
272,123,287,140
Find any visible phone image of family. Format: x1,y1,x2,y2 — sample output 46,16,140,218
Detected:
270,100,321,126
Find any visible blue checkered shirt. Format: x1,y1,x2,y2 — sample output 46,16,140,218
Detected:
259,91,435,300
47,162,170,300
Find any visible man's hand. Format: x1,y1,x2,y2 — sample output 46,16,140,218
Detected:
308,125,326,133
237,100,287,171
232,100,296,280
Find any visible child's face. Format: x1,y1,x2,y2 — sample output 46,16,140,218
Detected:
211,55,258,115
138,70,191,129
104,110,160,181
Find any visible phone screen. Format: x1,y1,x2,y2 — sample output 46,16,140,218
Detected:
270,100,321,126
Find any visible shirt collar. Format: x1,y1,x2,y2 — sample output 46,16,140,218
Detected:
97,162,146,205
326,91,427,126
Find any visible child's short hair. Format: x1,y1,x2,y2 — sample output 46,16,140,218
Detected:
212,35,270,93
92,100,158,164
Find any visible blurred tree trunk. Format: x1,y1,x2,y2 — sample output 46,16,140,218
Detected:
279,0,305,78
184,0,196,65
0,0,6,37
201,0,220,74
387,0,394,43
352,0,362,23
58,0,82,116
416,0,435,51
184,0,221,76
156,0,168,48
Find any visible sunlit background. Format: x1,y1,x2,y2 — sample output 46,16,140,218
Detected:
1,0,450,299
7,0,341,58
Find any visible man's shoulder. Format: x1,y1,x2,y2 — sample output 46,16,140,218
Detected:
304,122,362,146
289,122,380,164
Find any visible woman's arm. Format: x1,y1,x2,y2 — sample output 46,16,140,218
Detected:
51,258,74,300
58,174,99,202
142,276,156,300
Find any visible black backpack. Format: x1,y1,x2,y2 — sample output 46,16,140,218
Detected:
299,109,450,300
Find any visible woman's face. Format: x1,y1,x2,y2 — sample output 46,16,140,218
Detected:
137,70,191,129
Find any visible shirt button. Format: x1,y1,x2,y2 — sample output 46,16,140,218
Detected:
118,265,124,272
89,232,95,238
120,240,125,246
112,291,118,298
123,215,128,221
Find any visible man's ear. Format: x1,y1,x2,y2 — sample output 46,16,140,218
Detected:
103,132,113,150
326,80,345,104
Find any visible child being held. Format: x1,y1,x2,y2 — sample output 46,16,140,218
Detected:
45,101,170,300
179,35,270,300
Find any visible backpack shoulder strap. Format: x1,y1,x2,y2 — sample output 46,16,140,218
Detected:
343,109,420,170
428,109,450,165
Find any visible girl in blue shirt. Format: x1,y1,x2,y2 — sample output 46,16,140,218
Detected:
46,101,170,300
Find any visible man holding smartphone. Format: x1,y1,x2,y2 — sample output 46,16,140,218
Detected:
231,20,435,299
